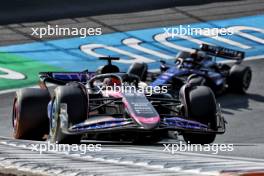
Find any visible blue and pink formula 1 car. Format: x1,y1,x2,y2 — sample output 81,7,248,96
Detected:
12,57,225,144
128,44,252,96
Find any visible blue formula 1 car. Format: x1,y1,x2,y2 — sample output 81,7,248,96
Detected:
12,57,225,144
128,44,252,96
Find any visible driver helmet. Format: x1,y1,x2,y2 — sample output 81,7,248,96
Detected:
103,77,121,87
183,57,194,68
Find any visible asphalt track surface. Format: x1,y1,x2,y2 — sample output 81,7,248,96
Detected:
0,0,264,164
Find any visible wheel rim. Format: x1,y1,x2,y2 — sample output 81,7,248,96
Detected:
12,98,18,134
243,70,252,91
49,99,59,140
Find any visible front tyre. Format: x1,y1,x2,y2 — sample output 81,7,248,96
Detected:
180,85,217,144
183,133,216,145
127,62,148,81
12,88,50,140
49,84,88,144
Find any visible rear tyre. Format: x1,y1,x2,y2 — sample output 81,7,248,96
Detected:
49,84,88,144
12,88,50,140
228,65,252,94
176,51,190,59
180,86,217,144
127,62,148,81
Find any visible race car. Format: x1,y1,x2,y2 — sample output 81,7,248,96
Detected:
128,44,252,95
12,57,225,144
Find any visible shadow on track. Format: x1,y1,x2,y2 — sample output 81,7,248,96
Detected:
217,92,264,115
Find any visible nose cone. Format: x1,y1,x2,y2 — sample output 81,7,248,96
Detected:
136,116,160,130
121,92,161,130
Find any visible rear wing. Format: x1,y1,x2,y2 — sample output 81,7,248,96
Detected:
200,44,245,61
39,70,96,87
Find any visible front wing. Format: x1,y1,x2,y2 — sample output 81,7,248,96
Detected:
58,103,226,135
